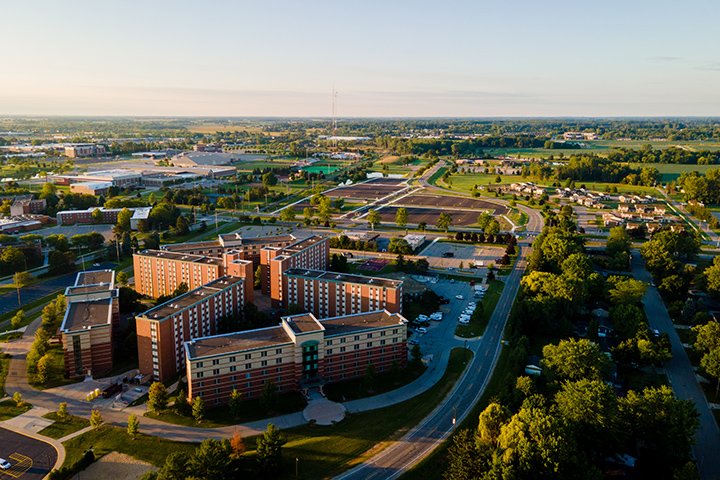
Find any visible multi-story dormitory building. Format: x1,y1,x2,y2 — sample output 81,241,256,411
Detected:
283,269,403,319
160,232,297,267
60,270,119,377
260,235,330,303
185,310,408,406
135,276,247,382
132,249,254,304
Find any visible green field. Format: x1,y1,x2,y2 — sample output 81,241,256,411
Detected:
628,162,718,182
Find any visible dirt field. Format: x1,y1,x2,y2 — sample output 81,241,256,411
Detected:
394,193,508,215
376,206,481,226
82,452,155,480
326,183,407,201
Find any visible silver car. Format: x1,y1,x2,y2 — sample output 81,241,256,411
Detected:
0,458,11,470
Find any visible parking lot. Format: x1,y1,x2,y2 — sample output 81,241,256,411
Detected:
394,193,508,215
0,428,56,480
421,241,505,269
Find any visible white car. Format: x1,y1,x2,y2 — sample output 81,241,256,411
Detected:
455,295,464,300
459,318,470,325
417,327,428,334
417,315,429,321
0,459,10,470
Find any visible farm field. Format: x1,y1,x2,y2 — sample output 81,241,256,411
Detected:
627,162,718,182
376,205,479,227
393,193,508,214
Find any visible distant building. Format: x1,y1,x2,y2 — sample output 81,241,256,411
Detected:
403,234,426,251
60,270,119,377
9,197,46,216
171,151,240,167
69,181,113,196
56,206,151,229
64,144,107,158
185,309,407,406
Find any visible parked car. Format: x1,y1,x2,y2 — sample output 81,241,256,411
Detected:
455,294,464,300
442,252,455,258
409,338,419,345
0,459,11,470
417,327,428,334
459,318,470,325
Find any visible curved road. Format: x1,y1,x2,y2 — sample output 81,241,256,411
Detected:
335,242,531,480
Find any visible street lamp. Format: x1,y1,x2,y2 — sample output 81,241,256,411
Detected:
295,457,299,478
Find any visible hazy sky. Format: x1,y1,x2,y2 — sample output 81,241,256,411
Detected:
1,0,719,117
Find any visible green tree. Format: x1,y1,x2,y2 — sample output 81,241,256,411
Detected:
542,338,611,382
116,271,129,285
555,379,617,442
444,429,485,480
190,439,232,480
117,207,133,232
395,207,408,229
192,396,205,422
36,353,52,384
477,211,493,230
256,423,285,476
90,409,104,428
279,206,296,222
12,392,23,407
261,172,278,187
477,402,509,447
704,257,720,296
700,347,720,397
254,265,262,289
607,276,647,305
13,271,32,307
367,209,380,230
10,309,24,330
693,321,720,353
127,413,139,439
148,382,169,414
91,208,104,224
484,219,500,236
609,303,645,339
229,389,243,418
57,402,69,422
436,212,453,232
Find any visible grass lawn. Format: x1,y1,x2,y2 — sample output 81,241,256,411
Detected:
627,163,718,183
145,391,307,428
0,399,32,421
0,353,9,397
455,280,504,338
324,364,427,402
62,424,197,468
250,348,473,480
39,412,90,439
28,345,80,390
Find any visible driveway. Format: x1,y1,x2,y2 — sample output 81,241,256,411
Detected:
631,255,720,479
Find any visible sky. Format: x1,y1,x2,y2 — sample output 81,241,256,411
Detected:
1,0,719,117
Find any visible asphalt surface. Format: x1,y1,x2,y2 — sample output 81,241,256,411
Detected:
335,243,529,480
0,427,57,480
0,262,115,316
631,255,720,480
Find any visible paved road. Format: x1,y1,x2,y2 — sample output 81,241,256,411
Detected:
335,244,530,480
0,262,115,316
631,255,720,480
0,427,57,480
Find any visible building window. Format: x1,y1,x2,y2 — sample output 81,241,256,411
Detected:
340,346,346,353
212,359,219,366
229,356,236,362
354,335,360,341
261,351,267,357
230,366,237,372
340,338,346,344
246,373,251,379
367,333,373,339
276,358,282,364
261,360,268,367
213,369,219,375
245,363,251,369
367,342,373,348
196,362,203,368
327,349,333,355
197,372,204,378
354,344,359,350
245,353,251,360
327,340,333,346
275,348,282,355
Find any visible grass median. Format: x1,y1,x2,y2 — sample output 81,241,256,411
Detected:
248,347,473,480
39,412,91,439
455,280,504,338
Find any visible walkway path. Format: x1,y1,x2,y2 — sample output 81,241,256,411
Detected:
631,255,720,480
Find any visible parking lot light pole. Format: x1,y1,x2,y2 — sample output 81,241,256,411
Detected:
296,457,299,478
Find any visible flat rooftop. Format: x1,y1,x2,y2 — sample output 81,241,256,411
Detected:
135,249,224,266
283,313,324,334
161,240,222,252
284,268,402,289
219,233,296,246
187,327,292,359
322,310,406,336
279,235,325,254
62,298,112,333
139,276,244,321
76,270,114,287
